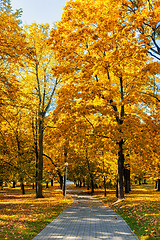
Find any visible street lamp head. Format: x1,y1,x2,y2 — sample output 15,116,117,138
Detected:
65,162,68,167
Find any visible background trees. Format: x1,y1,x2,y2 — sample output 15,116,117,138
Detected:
49,0,160,198
0,1,59,196
0,0,159,198
19,23,59,198
122,0,160,61
0,0,30,190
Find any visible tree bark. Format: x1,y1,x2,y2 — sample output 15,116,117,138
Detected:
63,143,68,196
155,180,157,189
104,175,107,197
143,179,147,184
46,182,49,188
91,178,94,193
116,176,118,198
20,182,25,195
12,181,16,188
32,114,39,194
51,179,53,187
110,77,125,199
124,168,130,193
117,139,125,199
86,149,94,193
102,159,107,197
0,181,3,190
35,141,38,194
157,179,160,191
83,179,85,187
36,117,44,198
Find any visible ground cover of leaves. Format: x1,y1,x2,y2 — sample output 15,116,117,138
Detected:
1,184,159,240
94,184,160,240
0,185,73,240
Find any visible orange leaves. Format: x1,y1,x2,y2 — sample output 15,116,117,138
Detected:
47,0,160,192
0,12,28,64
0,186,71,240
0,11,28,107
111,184,160,239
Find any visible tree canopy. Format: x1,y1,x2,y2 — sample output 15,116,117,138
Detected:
0,0,160,198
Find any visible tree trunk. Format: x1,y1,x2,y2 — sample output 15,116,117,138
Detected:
104,175,107,197
155,180,157,189
91,178,94,193
51,179,53,187
20,182,25,195
32,113,39,194
143,179,147,184
116,77,125,199
59,174,63,190
124,168,130,193
0,181,3,190
46,182,49,188
117,139,124,199
86,149,94,194
36,118,44,198
157,179,160,191
63,143,68,196
102,159,106,197
83,179,85,187
79,180,82,188
12,181,16,188
35,144,38,194
116,176,118,198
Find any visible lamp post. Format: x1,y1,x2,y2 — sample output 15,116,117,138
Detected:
64,162,68,201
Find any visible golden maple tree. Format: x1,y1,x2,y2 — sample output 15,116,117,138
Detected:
0,0,32,189
49,0,160,198
20,23,59,198
0,0,27,108
0,0,159,197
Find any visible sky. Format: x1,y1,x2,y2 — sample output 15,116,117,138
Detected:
11,0,68,26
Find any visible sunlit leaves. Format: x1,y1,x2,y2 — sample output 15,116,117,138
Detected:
0,185,72,240
49,0,160,190
112,184,160,239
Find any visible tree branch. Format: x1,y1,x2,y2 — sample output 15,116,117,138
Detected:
43,78,58,117
148,51,160,61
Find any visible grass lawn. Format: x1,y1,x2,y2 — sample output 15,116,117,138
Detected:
0,184,73,240
94,184,160,240
1,183,159,240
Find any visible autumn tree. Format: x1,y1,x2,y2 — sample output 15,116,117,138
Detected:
121,0,160,188
0,0,32,188
122,0,160,61
0,103,35,193
20,23,59,198
43,120,66,190
46,95,117,194
49,0,159,199
0,0,25,107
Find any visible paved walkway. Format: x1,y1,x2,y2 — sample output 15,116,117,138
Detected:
32,193,138,240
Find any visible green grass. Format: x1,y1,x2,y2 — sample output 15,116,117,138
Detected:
1,183,159,240
0,185,73,240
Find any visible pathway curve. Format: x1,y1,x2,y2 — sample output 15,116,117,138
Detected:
32,193,138,240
